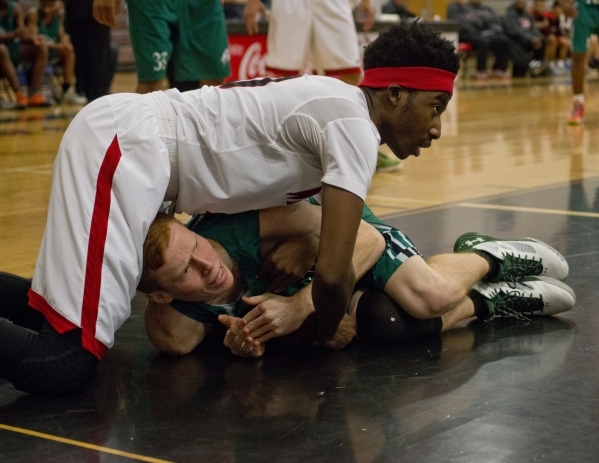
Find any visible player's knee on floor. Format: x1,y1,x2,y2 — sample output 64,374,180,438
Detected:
11,322,98,397
0,317,38,379
12,350,97,397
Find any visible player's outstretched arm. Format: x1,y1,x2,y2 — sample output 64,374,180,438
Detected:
313,184,364,341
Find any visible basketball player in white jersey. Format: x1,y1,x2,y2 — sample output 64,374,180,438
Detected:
0,22,462,396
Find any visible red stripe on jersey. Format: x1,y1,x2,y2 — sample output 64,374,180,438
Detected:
27,289,109,359
80,134,122,356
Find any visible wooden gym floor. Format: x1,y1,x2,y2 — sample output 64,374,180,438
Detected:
1,72,599,462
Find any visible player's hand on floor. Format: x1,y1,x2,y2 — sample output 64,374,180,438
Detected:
218,314,265,358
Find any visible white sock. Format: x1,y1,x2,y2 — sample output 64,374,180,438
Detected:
573,94,584,104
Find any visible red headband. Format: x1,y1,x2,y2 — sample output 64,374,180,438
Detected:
359,66,456,95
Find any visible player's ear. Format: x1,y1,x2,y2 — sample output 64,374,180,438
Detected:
146,291,174,305
386,84,403,106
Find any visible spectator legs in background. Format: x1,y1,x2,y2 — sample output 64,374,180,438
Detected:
66,18,113,102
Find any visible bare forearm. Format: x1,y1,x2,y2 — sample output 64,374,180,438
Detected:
311,222,381,338
144,301,207,355
312,267,355,340
305,221,381,337
314,184,364,340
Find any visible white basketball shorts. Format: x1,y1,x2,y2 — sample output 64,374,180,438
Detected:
29,93,173,358
265,0,362,75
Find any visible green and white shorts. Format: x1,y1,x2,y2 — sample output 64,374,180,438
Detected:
571,0,599,53
127,0,231,82
359,204,421,291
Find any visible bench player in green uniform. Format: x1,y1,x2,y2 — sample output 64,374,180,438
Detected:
27,0,87,104
126,0,231,93
0,0,49,107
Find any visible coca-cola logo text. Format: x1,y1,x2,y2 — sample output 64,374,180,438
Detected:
238,42,276,80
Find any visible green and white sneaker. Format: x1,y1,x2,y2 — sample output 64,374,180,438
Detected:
472,276,576,320
454,232,569,283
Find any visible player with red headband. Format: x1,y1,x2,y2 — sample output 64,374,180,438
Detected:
0,21,568,397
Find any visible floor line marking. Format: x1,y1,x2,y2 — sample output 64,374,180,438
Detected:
0,423,174,463
458,202,599,218
367,195,440,205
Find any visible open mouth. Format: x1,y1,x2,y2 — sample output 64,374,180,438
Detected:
212,266,224,286
419,141,432,148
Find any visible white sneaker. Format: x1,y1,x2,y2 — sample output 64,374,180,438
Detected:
62,87,87,105
473,276,576,319
454,232,569,282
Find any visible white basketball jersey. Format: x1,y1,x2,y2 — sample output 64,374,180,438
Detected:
30,76,380,357
165,75,380,215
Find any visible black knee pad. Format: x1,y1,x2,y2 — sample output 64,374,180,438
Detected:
356,290,442,345
11,321,99,397
0,317,38,379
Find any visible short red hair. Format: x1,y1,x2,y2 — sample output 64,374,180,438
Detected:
137,212,180,294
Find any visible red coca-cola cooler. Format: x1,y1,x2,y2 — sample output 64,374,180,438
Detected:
226,32,276,82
